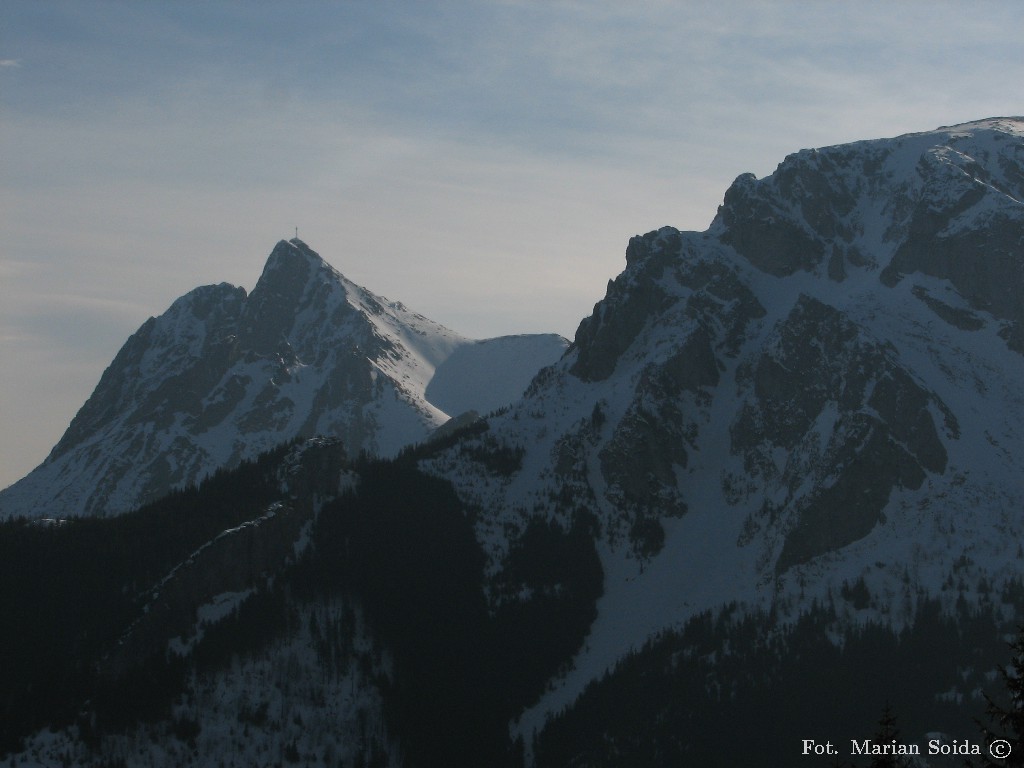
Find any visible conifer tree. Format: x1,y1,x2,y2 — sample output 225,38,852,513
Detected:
974,627,1024,766
868,703,913,768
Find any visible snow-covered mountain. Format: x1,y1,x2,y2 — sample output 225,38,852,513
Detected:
0,239,567,519
4,118,1024,767
419,117,1024,733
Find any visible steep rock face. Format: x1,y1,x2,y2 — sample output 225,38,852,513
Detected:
730,295,957,573
570,228,683,382
422,119,1024,736
715,118,1024,348
879,136,1024,349
0,240,566,519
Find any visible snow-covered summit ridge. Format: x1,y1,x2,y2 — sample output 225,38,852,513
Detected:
420,119,1024,735
0,239,567,519
712,118,1024,338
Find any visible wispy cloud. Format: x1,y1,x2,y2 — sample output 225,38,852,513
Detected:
0,59,20,68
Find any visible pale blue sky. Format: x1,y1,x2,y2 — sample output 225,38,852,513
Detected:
2,1,1021,489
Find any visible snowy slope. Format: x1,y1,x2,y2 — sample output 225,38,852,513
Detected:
425,334,568,416
0,239,566,519
419,118,1024,737
4,117,1024,768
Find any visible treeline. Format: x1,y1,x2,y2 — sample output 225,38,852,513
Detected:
8,431,1024,768
1,442,606,767
535,595,1011,766
292,455,604,768
0,442,298,755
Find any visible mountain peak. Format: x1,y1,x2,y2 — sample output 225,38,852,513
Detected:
261,238,331,283
0,236,568,518
241,239,344,355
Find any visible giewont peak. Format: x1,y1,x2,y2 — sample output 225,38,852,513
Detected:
240,239,348,354
252,238,345,300
262,237,328,275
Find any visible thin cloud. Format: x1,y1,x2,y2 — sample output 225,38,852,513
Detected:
0,59,20,67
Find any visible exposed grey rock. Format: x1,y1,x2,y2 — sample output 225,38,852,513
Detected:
711,121,1024,356
731,296,953,571
911,286,985,331
51,284,247,462
570,227,679,382
1,239,566,519
880,156,1024,348
716,172,826,276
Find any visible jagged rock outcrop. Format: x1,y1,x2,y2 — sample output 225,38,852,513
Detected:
730,295,957,572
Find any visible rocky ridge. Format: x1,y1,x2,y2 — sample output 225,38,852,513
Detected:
3,118,1024,767
0,239,567,518
418,118,1024,733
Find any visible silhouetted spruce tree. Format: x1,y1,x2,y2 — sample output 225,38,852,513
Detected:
974,627,1024,767
868,703,913,768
